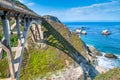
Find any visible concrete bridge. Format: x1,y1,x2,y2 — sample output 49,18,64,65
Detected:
0,0,98,80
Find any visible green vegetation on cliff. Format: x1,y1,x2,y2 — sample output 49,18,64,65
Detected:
0,59,8,78
20,44,72,79
95,68,120,80
10,34,18,47
20,30,73,79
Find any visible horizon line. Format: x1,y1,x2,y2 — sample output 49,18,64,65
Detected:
63,21,120,23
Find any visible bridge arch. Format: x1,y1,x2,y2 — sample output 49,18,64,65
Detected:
27,20,42,43
0,1,44,79
0,15,43,80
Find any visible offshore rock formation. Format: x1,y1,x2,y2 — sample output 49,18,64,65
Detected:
101,29,111,35
104,53,118,59
87,45,102,57
81,30,87,35
74,28,87,35
75,28,81,34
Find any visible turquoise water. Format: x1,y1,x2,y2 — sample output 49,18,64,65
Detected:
65,22,120,55
65,22,120,69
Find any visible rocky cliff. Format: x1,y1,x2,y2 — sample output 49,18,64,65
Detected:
43,15,88,58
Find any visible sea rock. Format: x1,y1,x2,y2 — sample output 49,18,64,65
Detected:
101,29,111,35
87,45,102,56
81,30,87,35
74,28,87,35
75,28,81,34
81,26,86,30
104,53,118,59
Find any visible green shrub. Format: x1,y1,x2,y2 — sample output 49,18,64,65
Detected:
95,68,120,80
10,34,18,47
0,32,4,41
0,58,9,78
20,46,69,79
0,20,2,26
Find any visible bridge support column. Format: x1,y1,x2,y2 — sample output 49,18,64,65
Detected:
1,15,15,79
15,16,22,45
38,24,44,48
23,18,27,38
31,24,37,42
38,24,43,40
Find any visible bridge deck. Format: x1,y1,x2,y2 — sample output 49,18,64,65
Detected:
0,0,40,17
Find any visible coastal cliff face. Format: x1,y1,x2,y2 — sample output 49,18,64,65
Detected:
43,15,88,59
43,15,62,23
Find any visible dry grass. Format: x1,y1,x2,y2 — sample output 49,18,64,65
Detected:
95,68,120,80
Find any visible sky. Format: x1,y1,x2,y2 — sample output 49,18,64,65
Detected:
19,0,120,22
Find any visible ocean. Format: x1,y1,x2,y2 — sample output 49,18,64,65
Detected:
65,22,120,69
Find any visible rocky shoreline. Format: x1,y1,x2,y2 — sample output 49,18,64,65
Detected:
87,45,118,59
87,45,120,71
86,45,109,73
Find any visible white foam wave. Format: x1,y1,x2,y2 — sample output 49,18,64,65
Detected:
86,45,120,69
97,53,120,69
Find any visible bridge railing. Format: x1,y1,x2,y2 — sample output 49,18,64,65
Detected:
0,0,40,18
